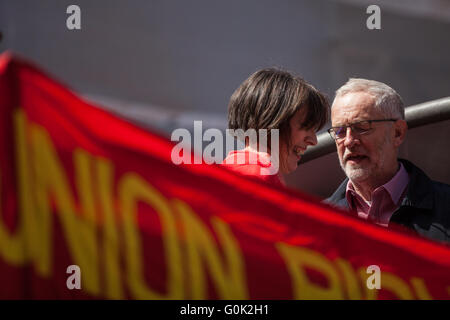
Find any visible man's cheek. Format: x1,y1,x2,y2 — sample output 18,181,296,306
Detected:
338,150,345,162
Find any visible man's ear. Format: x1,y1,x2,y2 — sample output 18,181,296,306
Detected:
393,119,407,147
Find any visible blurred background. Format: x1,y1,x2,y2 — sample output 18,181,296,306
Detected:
1,0,449,198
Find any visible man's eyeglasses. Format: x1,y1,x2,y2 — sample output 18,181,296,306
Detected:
327,119,398,140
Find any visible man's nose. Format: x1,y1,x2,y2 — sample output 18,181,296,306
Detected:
343,127,359,148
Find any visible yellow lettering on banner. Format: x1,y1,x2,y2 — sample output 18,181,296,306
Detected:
173,199,248,299
0,110,29,265
380,272,414,299
358,268,414,299
358,268,377,300
28,125,53,277
97,158,123,299
74,150,97,224
30,123,100,295
410,277,433,300
334,258,362,299
0,109,51,277
276,243,344,299
119,173,183,299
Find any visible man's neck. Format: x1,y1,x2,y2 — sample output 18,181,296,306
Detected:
351,161,400,202
351,182,375,202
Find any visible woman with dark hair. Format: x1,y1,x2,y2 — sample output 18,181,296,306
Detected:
222,68,329,186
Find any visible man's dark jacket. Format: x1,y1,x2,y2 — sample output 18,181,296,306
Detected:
326,159,450,244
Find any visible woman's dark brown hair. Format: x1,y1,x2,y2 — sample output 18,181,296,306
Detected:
228,68,329,148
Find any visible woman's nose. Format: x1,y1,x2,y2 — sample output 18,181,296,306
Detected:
306,130,318,146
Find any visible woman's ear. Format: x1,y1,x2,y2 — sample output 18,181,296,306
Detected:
393,119,407,147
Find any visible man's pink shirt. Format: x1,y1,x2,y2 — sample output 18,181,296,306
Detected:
345,163,410,227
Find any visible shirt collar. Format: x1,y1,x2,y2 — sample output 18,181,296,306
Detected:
383,162,409,205
345,162,410,206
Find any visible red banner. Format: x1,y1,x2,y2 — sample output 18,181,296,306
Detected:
0,52,449,299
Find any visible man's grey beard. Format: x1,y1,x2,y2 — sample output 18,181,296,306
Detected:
339,133,390,184
340,160,372,182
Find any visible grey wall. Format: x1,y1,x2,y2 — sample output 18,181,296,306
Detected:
1,0,449,118
0,0,334,115
331,2,450,109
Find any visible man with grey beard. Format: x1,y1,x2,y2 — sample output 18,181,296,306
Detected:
326,78,450,244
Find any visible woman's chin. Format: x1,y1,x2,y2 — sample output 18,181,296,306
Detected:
279,157,299,175
282,163,298,175
289,158,300,172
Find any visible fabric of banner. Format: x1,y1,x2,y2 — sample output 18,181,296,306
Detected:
0,52,449,300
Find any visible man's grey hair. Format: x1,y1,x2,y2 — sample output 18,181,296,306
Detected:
334,78,405,120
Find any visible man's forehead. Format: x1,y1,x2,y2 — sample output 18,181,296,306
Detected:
331,92,381,123
332,91,375,108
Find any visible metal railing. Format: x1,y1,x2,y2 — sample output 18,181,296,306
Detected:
299,97,450,164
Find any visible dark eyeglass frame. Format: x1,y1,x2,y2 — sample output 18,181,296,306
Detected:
327,119,398,140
